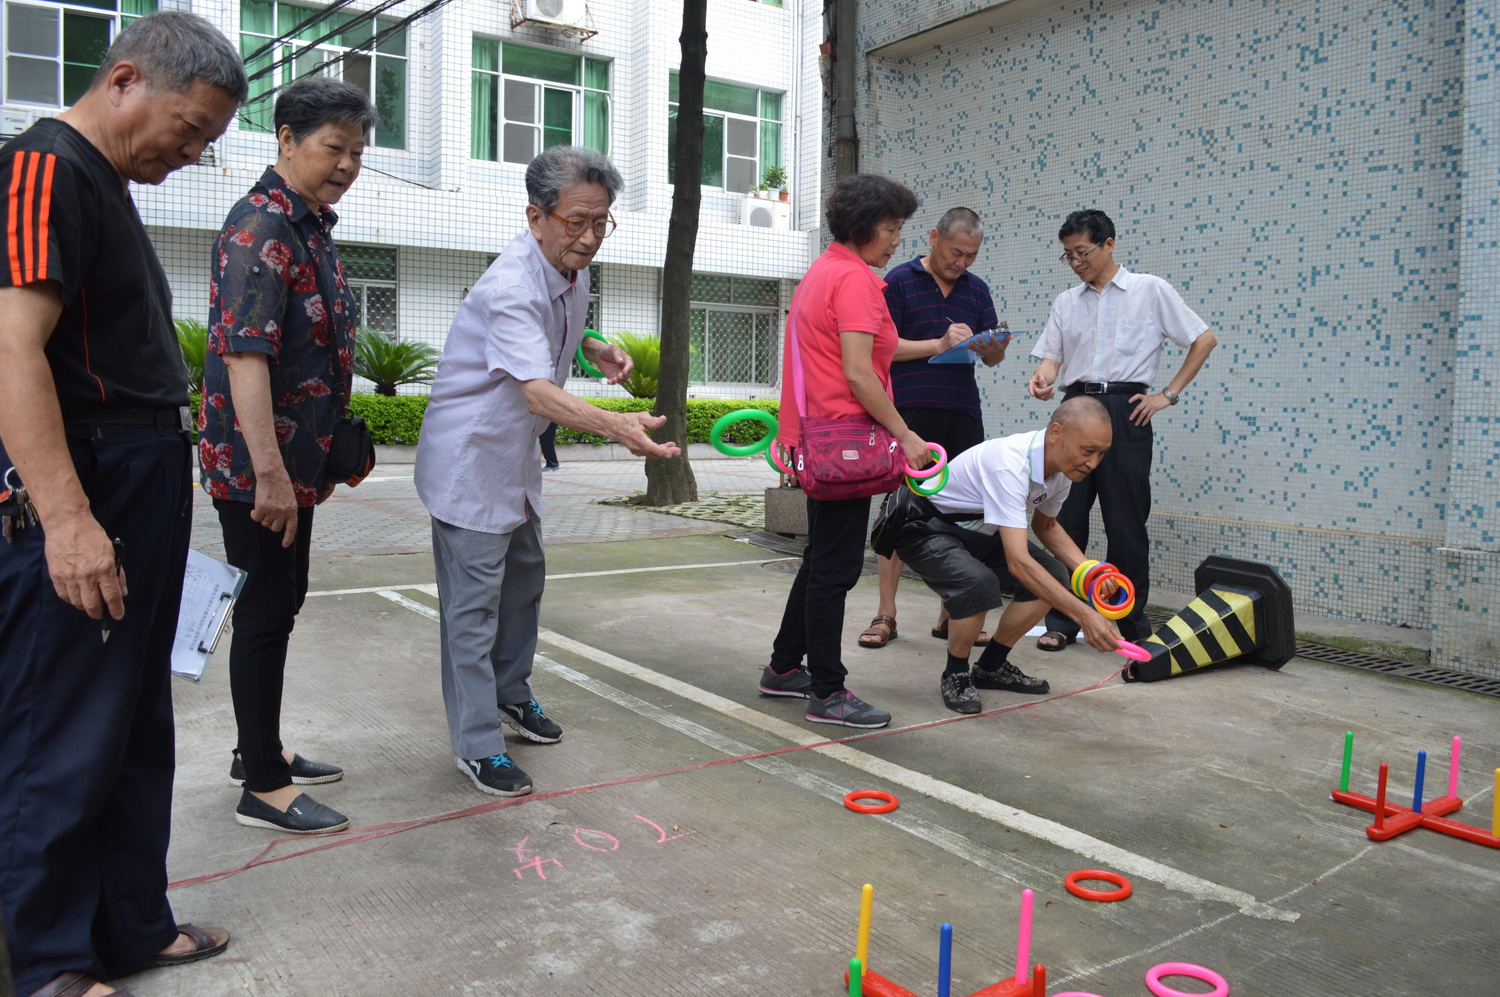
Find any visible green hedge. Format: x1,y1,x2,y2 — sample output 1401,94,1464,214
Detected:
555,398,780,447
350,393,428,445
193,393,778,448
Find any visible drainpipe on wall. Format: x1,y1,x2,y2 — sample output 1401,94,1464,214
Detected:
834,0,858,178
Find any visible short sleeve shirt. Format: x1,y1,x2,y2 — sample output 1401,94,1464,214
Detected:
413,229,586,535
198,169,357,507
884,257,998,421
927,430,1072,534
1030,267,1208,388
0,118,186,414
776,242,898,447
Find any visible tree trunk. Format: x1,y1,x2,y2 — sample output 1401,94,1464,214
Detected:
642,0,707,505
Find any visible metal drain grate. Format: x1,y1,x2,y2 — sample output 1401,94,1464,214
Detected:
731,531,1500,699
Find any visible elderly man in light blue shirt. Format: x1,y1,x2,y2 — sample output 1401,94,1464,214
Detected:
415,146,679,797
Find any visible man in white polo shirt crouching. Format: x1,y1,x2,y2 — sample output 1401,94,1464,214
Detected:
882,396,1127,714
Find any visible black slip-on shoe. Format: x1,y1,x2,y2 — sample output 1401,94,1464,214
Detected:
229,752,343,786
234,789,349,834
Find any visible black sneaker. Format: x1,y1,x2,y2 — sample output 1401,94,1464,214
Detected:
498,698,563,743
758,663,812,698
456,753,534,797
234,789,349,834
940,671,983,714
971,661,1050,695
229,753,343,787
805,689,891,728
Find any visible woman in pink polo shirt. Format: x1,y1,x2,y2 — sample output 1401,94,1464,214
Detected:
756,174,931,728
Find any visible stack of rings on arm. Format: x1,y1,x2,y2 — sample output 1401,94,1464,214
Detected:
903,442,948,496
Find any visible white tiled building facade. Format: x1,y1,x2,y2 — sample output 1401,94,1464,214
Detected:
847,0,1499,676
0,0,822,398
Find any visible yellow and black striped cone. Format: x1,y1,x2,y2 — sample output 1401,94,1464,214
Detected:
1125,556,1295,682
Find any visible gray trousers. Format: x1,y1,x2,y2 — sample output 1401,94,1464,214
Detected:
431,514,545,759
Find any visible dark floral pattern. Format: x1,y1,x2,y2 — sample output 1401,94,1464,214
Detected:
199,168,357,506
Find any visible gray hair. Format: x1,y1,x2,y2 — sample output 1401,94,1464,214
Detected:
92,11,248,102
274,76,378,144
1051,395,1110,431
525,146,622,213
935,206,983,239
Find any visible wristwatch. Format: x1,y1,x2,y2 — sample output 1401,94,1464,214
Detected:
1161,388,1180,406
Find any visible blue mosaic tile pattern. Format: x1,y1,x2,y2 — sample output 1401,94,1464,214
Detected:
847,0,1496,673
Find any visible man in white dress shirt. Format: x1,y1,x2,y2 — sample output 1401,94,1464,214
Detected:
415,146,679,797
1027,209,1217,645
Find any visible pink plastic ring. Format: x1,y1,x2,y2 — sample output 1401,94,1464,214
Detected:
905,442,948,479
766,441,795,476
1115,639,1151,662
1145,962,1229,997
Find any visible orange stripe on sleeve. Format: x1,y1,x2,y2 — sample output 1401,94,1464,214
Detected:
6,152,23,286
19,152,36,284
34,154,55,282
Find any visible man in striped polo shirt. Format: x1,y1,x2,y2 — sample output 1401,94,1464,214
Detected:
858,207,1012,651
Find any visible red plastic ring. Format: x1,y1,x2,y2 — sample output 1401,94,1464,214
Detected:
1064,868,1133,901
844,790,899,814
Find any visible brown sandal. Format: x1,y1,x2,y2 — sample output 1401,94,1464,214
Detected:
147,923,230,969
858,615,897,649
30,971,138,997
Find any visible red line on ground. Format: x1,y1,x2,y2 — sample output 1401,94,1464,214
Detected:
170,665,1125,890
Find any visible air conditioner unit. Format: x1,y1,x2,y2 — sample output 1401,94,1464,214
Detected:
526,0,588,28
739,196,790,231
0,107,35,140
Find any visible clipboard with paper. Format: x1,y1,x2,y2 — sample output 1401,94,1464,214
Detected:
171,548,246,681
928,328,1015,364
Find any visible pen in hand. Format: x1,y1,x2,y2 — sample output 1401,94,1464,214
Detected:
102,538,124,644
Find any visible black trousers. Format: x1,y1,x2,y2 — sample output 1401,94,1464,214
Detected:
0,424,189,993
539,422,559,466
1045,390,1154,640
769,494,871,699
215,499,315,793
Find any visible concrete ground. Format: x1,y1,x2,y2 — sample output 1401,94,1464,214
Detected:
123,452,1496,996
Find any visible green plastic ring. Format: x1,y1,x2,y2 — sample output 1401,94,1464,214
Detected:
710,409,778,456
574,329,608,378
905,463,949,496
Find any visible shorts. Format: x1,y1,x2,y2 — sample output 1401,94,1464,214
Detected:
895,516,1070,621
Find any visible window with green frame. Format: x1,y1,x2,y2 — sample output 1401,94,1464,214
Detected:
239,0,407,149
688,274,779,385
471,39,609,164
3,0,155,107
667,74,781,194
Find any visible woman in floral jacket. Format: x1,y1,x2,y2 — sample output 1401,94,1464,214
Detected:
200,76,374,835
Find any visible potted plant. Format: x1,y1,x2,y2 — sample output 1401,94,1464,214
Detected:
762,165,788,202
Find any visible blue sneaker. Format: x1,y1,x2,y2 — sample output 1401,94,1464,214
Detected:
499,698,563,743
456,754,533,797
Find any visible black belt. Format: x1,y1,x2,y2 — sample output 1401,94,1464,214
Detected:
67,406,192,432
1065,381,1147,396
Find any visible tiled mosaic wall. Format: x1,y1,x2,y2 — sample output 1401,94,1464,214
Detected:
849,0,1497,675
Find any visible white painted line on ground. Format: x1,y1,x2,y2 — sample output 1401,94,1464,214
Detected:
366,589,1298,922
306,558,796,599
535,628,1297,922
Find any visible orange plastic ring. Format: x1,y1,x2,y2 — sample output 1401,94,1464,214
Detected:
844,790,899,814
1064,868,1133,901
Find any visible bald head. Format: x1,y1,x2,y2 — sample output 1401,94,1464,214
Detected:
1051,396,1110,432
1044,397,1113,482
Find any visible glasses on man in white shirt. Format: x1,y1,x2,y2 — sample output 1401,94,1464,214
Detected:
1059,244,1102,265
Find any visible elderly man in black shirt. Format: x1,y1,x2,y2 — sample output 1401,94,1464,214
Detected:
0,14,245,997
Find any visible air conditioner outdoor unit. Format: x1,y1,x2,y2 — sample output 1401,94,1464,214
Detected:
739,196,790,231
526,0,588,28
0,106,35,140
